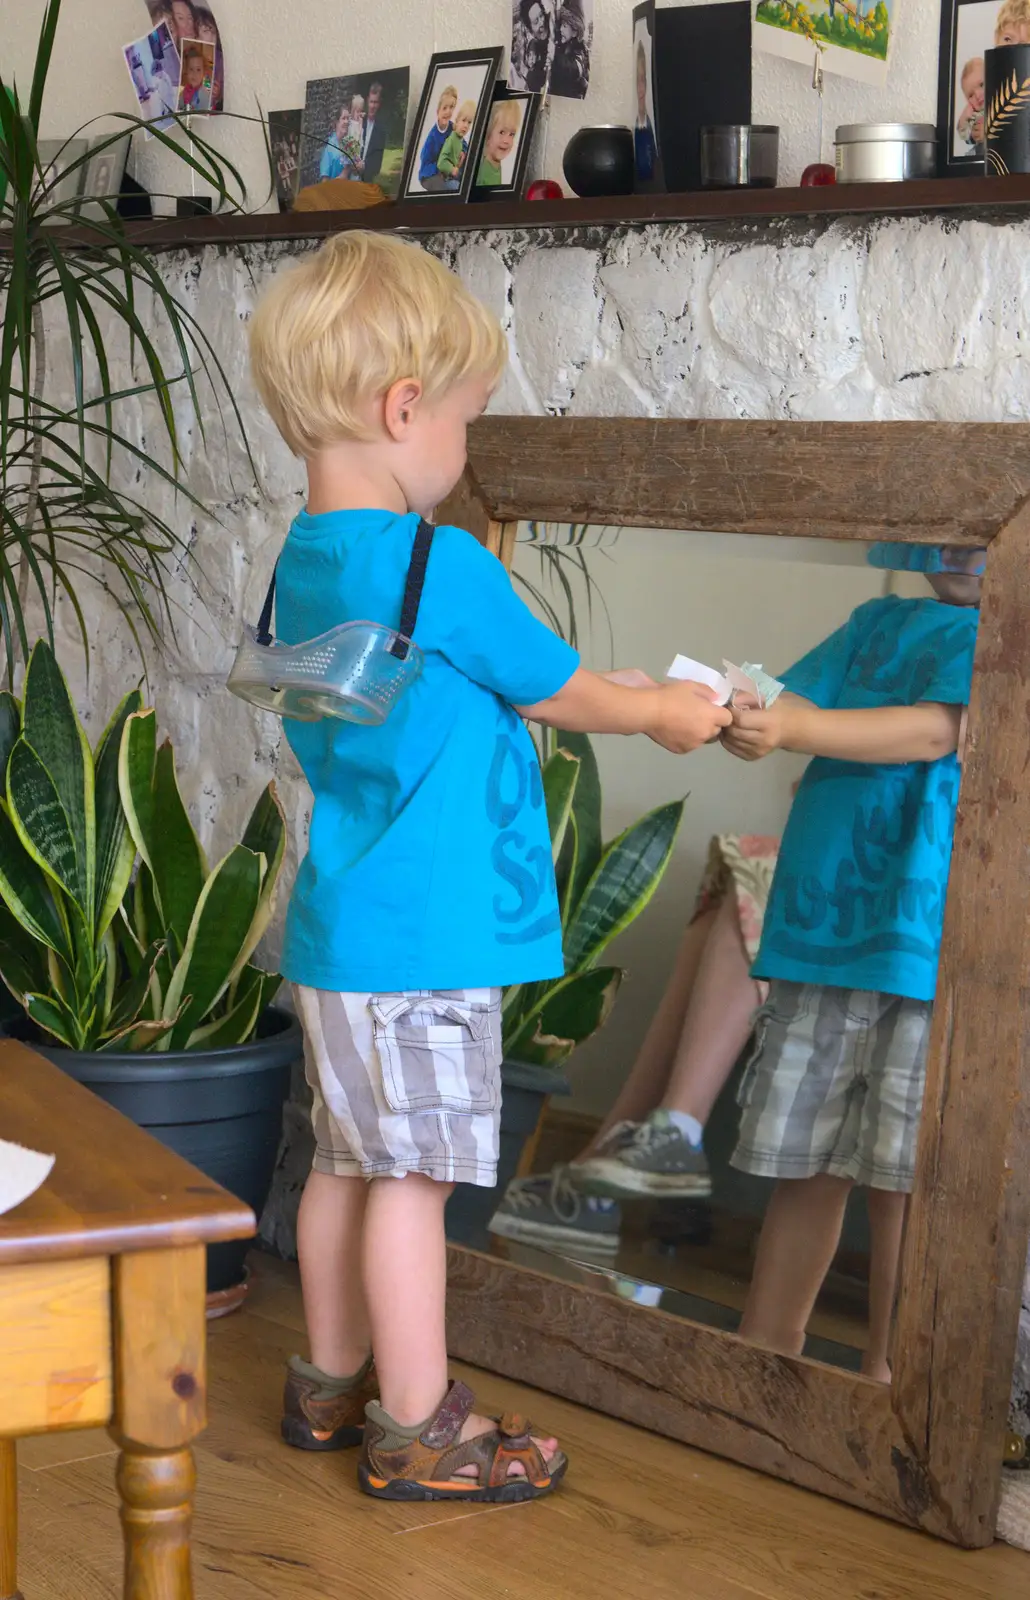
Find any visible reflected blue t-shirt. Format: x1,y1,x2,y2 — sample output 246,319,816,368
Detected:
754,596,979,1002
274,510,579,992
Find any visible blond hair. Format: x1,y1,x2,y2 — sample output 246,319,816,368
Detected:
995,0,1030,39
455,98,478,124
437,83,459,111
961,56,983,88
488,98,523,138
249,232,507,458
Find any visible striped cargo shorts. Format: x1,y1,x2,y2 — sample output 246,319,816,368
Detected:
293,986,503,1186
731,981,932,1192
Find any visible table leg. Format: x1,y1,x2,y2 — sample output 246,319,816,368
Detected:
0,1440,22,1600
110,1245,207,1600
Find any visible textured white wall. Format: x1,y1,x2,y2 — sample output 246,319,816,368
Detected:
4,0,940,198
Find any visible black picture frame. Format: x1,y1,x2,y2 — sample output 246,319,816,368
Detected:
399,47,504,203
937,0,993,178
472,84,540,200
632,0,663,194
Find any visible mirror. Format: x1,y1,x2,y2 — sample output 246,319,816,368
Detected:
445,524,979,1386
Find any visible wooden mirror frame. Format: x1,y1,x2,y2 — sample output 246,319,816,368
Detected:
439,416,1030,1549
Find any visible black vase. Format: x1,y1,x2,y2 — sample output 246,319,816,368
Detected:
985,45,1030,175
563,125,635,197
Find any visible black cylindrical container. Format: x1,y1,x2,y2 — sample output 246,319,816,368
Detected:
563,125,635,197
985,45,1030,174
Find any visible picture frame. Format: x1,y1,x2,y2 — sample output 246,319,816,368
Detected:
937,0,995,177
268,109,304,212
632,0,662,193
34,138,88,222
472,85,540,199
298,68,411,201
77,135,130,220
399,47,504,203
438,413,1030,1551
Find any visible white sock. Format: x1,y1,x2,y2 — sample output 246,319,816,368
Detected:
663,1109,704,1148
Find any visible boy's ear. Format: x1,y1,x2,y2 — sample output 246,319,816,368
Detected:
383,378,424,442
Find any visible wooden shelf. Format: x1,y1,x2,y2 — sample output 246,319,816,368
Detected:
11,172,1030,253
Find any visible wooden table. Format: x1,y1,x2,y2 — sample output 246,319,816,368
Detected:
0,1039,256,1600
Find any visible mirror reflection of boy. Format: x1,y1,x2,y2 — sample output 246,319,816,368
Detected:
722,544,982,1381
957,57,985,148
996,0,1030,43
418,83,457,191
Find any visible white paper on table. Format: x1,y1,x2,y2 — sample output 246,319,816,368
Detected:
0,1138,55,1216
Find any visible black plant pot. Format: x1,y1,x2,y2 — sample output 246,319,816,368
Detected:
563,125,635,197
4,1006,299,1295
986,45,1030,175
445,1059,570,1252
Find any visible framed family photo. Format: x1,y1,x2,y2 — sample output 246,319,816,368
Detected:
77,134,130,219
299,68,411,200
472,85,539,198
936,0,1011,174
400,47,503,202
632,0,662,191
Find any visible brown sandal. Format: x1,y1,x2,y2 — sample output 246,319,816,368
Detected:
358,1379,567,1502
281,1355,377,1451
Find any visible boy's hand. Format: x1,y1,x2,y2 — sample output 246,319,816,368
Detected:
649,682,732,754
722,701,791,761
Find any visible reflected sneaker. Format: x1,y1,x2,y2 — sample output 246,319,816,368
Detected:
573,1110,712,1199
487,1167,621,1256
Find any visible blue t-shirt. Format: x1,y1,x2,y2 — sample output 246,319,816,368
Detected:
754,595,978,1002
274,510,579,993
419,121,451,182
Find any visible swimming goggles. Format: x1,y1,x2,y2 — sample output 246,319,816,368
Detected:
227,518,434,725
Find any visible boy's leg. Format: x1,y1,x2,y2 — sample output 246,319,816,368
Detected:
362,1172,557,1476
296,1170,371,1376
862,1187,908,1382
738,1173,854,1357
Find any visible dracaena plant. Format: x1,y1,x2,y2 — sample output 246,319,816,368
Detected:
0,0,255,681
0,641,282,1052
502,731,684,1067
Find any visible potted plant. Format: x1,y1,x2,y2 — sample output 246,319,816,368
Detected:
446,730,684,1247
0,643,299,1305
0,0,252,681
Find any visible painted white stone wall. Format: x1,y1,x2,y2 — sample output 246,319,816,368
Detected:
27,209,1030,1426
7,0,939,199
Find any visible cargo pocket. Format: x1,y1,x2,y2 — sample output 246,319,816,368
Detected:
369,995,500,1116
735,982,807,1112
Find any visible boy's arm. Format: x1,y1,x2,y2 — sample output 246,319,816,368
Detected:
722,692,963,765
518,667,732,755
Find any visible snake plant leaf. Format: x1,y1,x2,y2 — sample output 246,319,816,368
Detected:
503,967,623,1067
105,938,168,1036
556,731,602,917
187,964,280,1051
20,642,93,910
93,688,143,942
0,897,50,1003
562,798,685,974
543,749,579,866
229,784,286,984
6,740,83,915
24,989,79,1049
118,709,157,868
150,741,208,945
162,845,265,1052
100,1016,177,1054
0,804,68,956
0,691,20,782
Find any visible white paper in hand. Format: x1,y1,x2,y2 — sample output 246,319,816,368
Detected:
666,655,784,710
0,1138,55,1217
666,654,732,703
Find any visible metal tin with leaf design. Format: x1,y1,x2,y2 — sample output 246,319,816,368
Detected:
985,45,1030,175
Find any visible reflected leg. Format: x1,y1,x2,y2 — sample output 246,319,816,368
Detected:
579,906,719,1156
738,1174,854,1357
660,889,765,1124
863,1187,908,1382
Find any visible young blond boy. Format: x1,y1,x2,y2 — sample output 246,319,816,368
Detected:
418,84,457,189
247,232,730,1501
438,98,477,189
996,0,1030,42
478,99,523,187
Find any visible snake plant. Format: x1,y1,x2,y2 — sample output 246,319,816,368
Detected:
0,641,282,1051
502,731,684,1067
0,0,253,681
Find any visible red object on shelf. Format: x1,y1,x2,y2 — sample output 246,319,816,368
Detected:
801,163,836,187
526,179,563,201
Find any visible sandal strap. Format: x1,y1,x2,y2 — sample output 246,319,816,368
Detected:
421,1379,476,1450
433,1427,551,1488
498,1412,532,1441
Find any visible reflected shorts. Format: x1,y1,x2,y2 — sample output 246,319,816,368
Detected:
732,980,932,1193
294,986,503,1187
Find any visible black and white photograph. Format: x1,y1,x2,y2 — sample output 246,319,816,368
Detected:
299,68,411,199
78,134,130,218
268,108,303,212
510,0,556,92
632,0,659,185
400,48,502,201
551,0,594,98
473,85,540,197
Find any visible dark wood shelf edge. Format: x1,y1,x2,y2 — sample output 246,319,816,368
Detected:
5,173,1030,253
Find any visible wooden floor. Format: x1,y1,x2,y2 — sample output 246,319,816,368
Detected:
13,1254,1029,1600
